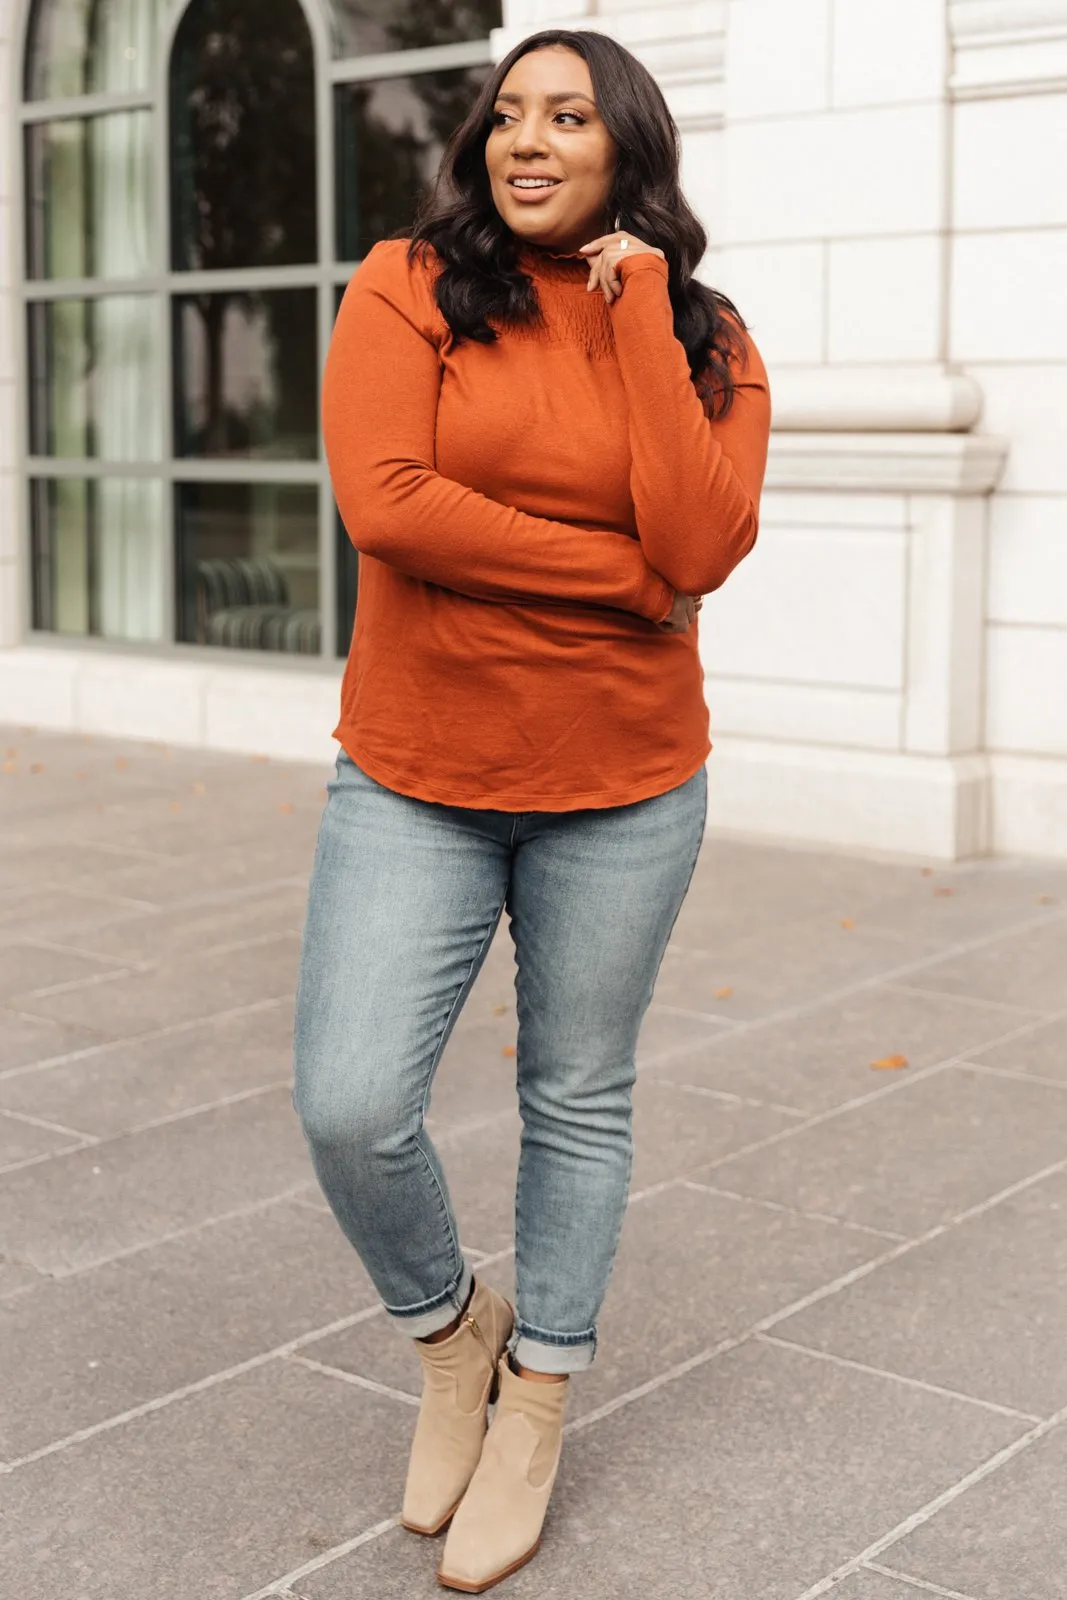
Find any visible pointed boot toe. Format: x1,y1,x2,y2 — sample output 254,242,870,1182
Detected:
438,1357,568,1592
401,1281,514,1537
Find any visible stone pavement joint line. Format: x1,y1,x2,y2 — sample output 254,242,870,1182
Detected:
791,1400,1067,1598
757,1334,1043,1423
863,1563,982,1600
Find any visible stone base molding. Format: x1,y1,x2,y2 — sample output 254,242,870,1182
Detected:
950,0,1067,98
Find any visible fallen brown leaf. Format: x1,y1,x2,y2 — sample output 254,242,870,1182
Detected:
840,918,855,930
871,1053,909,1071
75,771,88,781
2,761,15,774
279,802,295,814
252,754,269,763
191,782,206,795
920,867,935,876
169,801,182,812
1036,894,1058,905
5,747,16,758
30,763,44,774
714,986,734,1000
502,1045,517,1058
933,886,955,898
492,1004,508,1016
115,757,128,770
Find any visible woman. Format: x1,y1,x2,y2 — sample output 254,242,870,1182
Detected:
294,26,770,1594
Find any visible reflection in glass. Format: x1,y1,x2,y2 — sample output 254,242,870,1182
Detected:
328,0,501,59
28,297,161,459
336,68,489,260
25,0,157,100
170,0,316,271
173,290,317,459
337,511,359,656
176,483,320,653
25,114,153,280
31,476,166,640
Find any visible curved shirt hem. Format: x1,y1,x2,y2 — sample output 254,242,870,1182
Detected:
334,730,712,813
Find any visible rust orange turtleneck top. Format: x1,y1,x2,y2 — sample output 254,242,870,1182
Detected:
322,237,771,812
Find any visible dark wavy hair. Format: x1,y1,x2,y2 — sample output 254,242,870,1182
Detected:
405,29,748,417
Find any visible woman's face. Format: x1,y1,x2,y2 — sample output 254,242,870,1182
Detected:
485,46,617,255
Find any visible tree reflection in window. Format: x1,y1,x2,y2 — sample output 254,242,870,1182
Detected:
336,67,489,260
170,0,317,462
170,0,316,272
327,0,501,59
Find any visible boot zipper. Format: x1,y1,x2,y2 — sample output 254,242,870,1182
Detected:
464,1312,495,1371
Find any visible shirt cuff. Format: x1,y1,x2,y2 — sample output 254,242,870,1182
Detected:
617,252,669,285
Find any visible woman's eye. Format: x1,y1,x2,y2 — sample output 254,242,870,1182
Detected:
555,111,586,125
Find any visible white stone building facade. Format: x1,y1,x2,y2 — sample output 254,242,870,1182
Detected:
1,0,1065,860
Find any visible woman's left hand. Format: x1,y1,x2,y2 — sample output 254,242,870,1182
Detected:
578,230,665,306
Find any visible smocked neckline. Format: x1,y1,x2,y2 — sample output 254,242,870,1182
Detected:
517,243,592,282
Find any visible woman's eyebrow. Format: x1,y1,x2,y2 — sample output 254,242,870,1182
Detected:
494,91,597,106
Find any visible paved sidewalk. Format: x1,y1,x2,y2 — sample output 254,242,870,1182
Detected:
2,725,1066,1600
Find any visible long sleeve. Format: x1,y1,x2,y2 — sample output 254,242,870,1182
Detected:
609,252,772,596
322,242,675,624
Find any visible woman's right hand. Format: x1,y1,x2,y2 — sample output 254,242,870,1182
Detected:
657,591,703,633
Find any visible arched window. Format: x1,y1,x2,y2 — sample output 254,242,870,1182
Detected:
20,0,502,657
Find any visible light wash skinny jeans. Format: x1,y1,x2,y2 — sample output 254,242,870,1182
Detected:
292,748,707,1374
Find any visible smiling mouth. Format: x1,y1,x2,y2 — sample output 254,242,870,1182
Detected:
508,177,563,190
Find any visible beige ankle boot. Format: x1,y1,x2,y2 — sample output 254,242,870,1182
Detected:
401,1280,514,1537
437,1356,568,1593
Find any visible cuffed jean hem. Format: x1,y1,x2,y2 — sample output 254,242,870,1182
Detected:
383,1258,474,1341
510,1322,597,1375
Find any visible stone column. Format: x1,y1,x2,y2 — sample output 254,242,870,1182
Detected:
0,0,24,650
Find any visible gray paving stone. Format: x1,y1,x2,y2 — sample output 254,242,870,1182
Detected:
906,914,1067,1014
57,883,308,966
0,1008,103,1072
888,1423,1067,1600
0,1359,412,1600
0,1001,294,1137
826,1570,974,1600
773,1167,1067,1420
301,1340,1022,1600
652,914,931,1022
645,983,1033,1114
0,1196,378,1460
11,932,302,1037
0,1256,44,1298
299,1524,450,1598
0,1110,81,1166
967,1014,1067,1082
0,1086,312,1275
706,1064,1067,1237
64,838,314,909
0,939,130,1002
0,886,156,942
635,1001,736,1062
628,1078,797,1189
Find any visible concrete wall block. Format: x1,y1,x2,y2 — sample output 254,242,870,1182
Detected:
970,363,1067,495
707,675,902,749
203,664,341,763
701,522,908,690
723,104,945,244
988,494,1067,627
724,0,831,118
75,656,207,745
712,241,824,366
951,229,1067,361
832,0,949,108
955,91,1067,231
0,645,78,725
986,624,1067,756
826,234,945,365
903,494,987,756
991,753,1067,859
707,737,991,859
